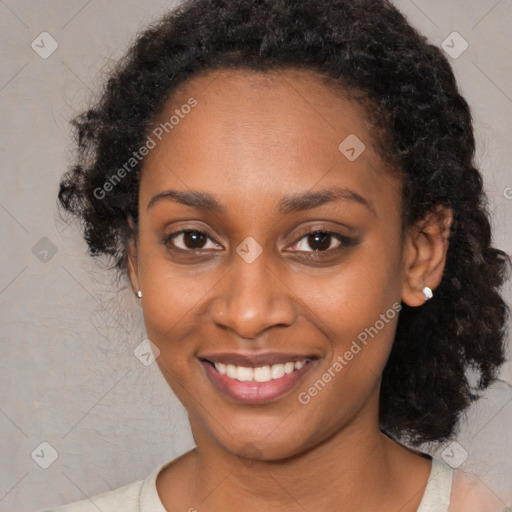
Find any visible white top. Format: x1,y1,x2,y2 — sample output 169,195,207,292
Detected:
417,457,453,512
43,457,454,512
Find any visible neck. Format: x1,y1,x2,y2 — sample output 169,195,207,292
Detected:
173,397,430,511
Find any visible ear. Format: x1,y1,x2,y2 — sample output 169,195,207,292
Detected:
401,206,452,307
126,216,140,295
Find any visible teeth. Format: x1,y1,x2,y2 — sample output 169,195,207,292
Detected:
284,362,295,374
212,360,308,382
226,364,238,379
254,366,271,382
237,366,254,381
271,364,286,379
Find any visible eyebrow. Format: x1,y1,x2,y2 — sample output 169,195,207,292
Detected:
147,186,374,215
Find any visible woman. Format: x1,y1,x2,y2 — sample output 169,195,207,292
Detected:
46,0,510,510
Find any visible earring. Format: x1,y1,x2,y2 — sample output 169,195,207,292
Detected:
136,290,142,300
422,286,433,301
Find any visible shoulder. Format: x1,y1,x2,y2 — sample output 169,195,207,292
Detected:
41,478,144,512
448,469,507,512
40,457,175,512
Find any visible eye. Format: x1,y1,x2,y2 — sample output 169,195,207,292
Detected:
163,229,223,252
288,230,352,253
162,228,356,256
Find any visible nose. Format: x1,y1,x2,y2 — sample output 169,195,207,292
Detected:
210,251,297,339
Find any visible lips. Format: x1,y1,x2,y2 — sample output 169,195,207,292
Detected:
199,352,318,404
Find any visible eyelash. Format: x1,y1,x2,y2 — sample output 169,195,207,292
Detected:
162,227,356,257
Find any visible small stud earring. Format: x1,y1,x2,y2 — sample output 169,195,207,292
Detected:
136,290,142,300
422,286,433,301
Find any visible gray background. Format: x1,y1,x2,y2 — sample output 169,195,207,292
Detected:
0,1,511,511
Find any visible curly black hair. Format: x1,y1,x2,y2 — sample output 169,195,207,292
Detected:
58,0,510,446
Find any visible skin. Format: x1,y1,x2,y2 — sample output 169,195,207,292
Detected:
126,67,454,511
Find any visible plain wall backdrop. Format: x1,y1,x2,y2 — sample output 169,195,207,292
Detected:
0,1,511,511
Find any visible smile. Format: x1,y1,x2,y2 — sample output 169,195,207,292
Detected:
199,354,317,403
208,359,308,382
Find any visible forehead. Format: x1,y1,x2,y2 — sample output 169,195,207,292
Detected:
153,67,373,144
140,67,400,217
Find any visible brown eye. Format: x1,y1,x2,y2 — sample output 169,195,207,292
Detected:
291,230,347,253
181,231,208,249
306,232,334,251
164,230,222,251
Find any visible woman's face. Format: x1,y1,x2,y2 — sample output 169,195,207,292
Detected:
128,68,410,460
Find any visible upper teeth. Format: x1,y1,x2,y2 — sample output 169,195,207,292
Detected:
213,360,307,382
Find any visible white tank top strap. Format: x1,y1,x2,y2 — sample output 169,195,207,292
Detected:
416,457,454,512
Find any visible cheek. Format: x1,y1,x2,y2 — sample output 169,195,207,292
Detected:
141,267,213,348
292,236,403,398
136,233,216,355
297,236,402,340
